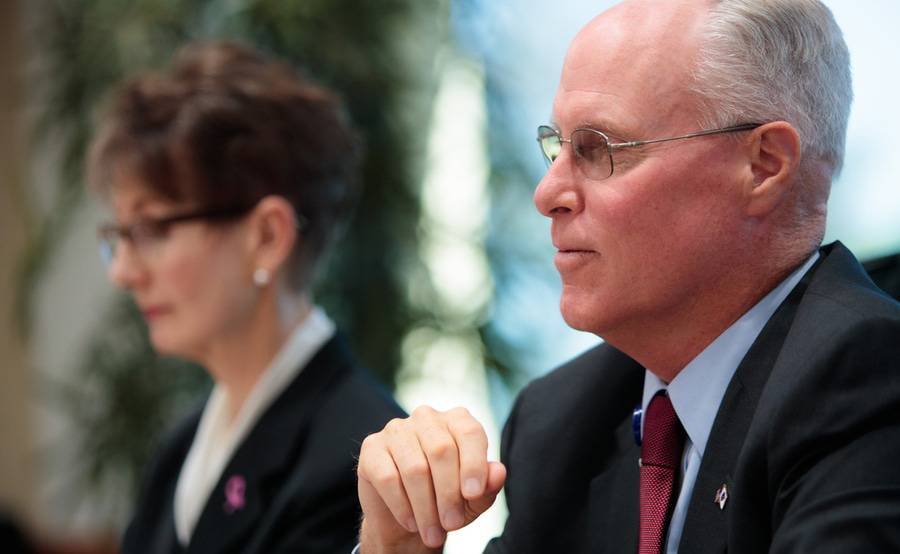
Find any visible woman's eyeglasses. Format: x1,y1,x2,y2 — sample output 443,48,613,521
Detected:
97,205,253,267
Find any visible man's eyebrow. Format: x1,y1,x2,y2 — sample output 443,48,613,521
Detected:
586,119,638,141
551,117,636,141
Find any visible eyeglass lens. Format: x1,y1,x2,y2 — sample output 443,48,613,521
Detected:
537,125,562,164
537,126,613,180
98,236,115,267
97,221,170,268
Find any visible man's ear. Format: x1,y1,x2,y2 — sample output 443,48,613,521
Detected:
745,121,801,218
247,195,299,280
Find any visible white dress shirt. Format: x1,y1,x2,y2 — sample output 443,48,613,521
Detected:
174,306,335,546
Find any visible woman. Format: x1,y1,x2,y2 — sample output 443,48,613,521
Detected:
88,41,404,553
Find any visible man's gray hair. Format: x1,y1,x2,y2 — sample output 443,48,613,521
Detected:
692,0,852,175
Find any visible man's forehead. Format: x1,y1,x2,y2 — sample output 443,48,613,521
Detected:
550,89,642,138
553,0,711,131
566,1,709,76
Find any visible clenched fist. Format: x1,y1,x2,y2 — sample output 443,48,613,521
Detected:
357,406,507,553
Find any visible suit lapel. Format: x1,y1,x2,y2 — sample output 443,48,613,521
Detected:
678,254,822,553
185,335,351,554
590,414,640,554
152,487,184,554
123,406,202,554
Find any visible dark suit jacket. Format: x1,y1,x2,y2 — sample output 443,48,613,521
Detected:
121,334,405,554
486,242,900,553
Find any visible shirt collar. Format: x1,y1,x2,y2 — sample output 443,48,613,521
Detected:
641,251,819,455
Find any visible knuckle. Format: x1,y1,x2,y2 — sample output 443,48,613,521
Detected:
451,419,484,438
360,433,379,453
372,467,400,488
427,437,458,461
447,406,472,419
357,439,379,474
402,459,431,480
383,417,407,434
411,405,437,419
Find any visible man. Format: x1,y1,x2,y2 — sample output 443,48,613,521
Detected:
356,0,900,552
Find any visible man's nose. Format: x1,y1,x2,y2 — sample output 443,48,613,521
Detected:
533,150,583,217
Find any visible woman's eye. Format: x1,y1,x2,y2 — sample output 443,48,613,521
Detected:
133,221,169,242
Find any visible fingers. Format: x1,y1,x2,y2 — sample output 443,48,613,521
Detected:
357,406,500,552
358,431,418,535
469,462,506,517
446,408,490,500
486,461,508,495
387,415,445,547
466,461,507,518
416,409,464,532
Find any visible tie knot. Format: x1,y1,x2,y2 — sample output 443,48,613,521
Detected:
641,392,685,469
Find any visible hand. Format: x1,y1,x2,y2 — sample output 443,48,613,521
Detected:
357,406,507,553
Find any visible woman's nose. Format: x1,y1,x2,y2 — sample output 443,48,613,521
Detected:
107,240,148,290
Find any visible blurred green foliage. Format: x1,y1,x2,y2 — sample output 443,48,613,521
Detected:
49,298,211,522
29,0,448,524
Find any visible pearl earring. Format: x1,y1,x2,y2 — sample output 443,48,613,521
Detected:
252,268,271,287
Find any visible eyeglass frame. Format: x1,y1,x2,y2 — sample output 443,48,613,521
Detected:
97,204,256,267
536,122,765,180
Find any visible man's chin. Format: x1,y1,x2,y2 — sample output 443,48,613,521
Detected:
559,295,608,335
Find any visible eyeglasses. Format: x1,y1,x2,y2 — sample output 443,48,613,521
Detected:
97,205,253,267
536,122,763,180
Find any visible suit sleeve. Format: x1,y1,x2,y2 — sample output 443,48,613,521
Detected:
769,317,900,552
265,483,361,554
483,389,527,554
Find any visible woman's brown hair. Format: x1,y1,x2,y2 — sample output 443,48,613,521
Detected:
88,41,361,289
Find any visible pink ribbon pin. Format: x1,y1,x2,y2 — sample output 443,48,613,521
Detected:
224,475,246,513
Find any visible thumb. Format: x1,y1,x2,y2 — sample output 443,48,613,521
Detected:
485,461,506,495
465,461,506,519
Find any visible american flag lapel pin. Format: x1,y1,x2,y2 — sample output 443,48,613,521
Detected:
714,483,728,510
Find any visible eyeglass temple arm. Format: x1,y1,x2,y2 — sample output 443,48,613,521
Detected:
609,123,763,149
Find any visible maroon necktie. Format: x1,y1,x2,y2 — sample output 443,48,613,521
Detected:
638,392,686,554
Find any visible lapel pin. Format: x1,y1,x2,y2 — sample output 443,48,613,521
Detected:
714,483,728,510
224,474,246,514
